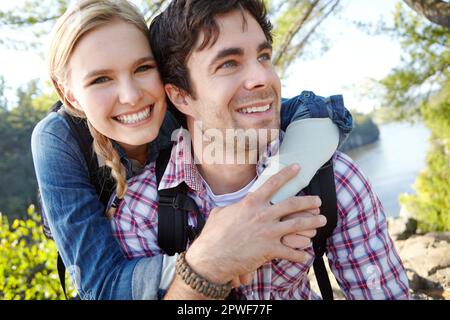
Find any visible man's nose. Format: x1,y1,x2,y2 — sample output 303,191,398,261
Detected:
243,61,271,91
118,79,143,106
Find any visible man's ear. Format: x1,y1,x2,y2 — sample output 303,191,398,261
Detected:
165,84,195,117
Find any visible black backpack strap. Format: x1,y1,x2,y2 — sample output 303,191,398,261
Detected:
156,147,205,256
57,252,68,300
306,158,338,300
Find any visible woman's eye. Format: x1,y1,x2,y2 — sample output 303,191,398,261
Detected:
136,64,153,73
90,76,110,85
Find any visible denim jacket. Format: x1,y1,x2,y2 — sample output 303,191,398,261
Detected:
31,91,352,299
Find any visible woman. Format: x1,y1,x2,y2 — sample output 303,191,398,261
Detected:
32,0,352,300
32,0,170,299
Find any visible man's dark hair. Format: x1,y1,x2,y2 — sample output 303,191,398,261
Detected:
150,0,273,99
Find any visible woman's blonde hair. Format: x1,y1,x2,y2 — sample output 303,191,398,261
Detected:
48,0,149,217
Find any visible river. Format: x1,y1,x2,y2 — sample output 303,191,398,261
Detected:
345,121,431,217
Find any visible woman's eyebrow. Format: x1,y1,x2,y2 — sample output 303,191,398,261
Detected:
133,56,155,66
84,69,112,81
83,56,155,81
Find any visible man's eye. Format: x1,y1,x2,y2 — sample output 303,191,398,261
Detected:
218,60,237,70
258,53,271,62
135,64,153,73
90,76,110,85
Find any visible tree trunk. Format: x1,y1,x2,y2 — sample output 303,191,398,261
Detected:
402,0,450,28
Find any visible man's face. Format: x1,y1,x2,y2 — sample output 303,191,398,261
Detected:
183,10,281,145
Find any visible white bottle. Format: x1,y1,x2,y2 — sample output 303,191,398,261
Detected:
249,118,340,203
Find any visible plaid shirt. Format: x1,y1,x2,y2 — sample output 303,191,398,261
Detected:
111,129,409,300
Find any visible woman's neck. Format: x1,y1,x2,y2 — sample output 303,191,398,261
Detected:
119,142,148,165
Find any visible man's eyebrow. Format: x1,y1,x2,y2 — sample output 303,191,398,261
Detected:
83,56,154,80
258,41,272,52
209,47,244,68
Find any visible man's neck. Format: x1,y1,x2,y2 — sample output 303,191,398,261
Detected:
197,162,256,195
188,122,258,195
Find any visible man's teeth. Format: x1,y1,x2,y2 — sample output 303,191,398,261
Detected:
238,104,271,114
116,106,152,124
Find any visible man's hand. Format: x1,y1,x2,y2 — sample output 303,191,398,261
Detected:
185,164,326,285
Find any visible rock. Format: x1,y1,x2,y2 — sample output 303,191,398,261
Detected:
307,231,450,300
387,216,417,240
395,232,450,299
308,263,345,300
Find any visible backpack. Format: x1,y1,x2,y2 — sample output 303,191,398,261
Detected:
40,101,338,300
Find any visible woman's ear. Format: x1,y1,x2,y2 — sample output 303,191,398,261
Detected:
58,82,82,111
165,84,195,117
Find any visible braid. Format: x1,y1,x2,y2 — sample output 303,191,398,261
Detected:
87,122,127,218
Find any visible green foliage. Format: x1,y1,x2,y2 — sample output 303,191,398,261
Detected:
400,82,450,232
378,3,450,231
378,3,449,120
0,205,76,299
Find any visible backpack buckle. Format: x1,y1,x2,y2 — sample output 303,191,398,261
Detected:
159,193,183,209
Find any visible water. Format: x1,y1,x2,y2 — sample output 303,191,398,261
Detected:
345,121,431,217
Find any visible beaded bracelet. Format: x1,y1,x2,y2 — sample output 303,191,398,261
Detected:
175,251,232,299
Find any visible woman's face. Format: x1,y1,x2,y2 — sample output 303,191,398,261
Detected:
64,19,166,153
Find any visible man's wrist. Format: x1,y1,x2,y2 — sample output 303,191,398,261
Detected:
177,252,232,299
185,246,231,285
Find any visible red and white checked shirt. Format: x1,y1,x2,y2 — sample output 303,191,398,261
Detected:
111,129,410,300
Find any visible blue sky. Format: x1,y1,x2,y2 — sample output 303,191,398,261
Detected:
0,0,403,113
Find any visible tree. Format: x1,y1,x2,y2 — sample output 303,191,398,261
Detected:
378,3,449,231
0,76,7,110
0,80,53,218
402,0,450,29
0,0,342,76
378,3,449,120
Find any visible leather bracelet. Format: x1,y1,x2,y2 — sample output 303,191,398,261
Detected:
175,251,232,299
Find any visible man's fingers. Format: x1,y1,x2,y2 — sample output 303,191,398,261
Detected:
296,229,317,238
281,234,311,249
231,273,253,288
239,273,253,286
231,277,241,288
251,164,300,202
274,245,312,264
267,195,321,220
280,209,320,222
276,214,327,236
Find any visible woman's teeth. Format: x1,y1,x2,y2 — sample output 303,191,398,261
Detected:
116,106,152,124
238,104,271,114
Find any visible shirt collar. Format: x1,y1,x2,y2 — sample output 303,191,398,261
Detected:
158,128,205,192
159,128,285,193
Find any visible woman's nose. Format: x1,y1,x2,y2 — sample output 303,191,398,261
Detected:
118,79,143,106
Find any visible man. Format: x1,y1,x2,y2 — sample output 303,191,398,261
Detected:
114,0,409,299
